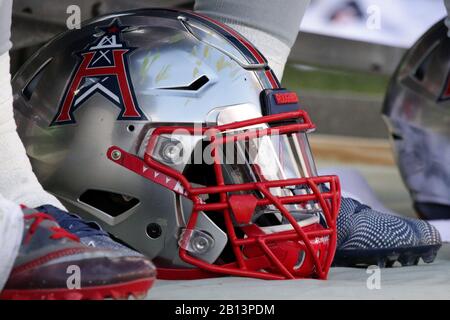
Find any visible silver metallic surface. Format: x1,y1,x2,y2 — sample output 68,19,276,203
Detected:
11,0,193,50
13,9,269,268
177,15,267,70
382,19,450,210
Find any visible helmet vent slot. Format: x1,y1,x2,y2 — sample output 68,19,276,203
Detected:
159,75,209,91
412,40,438,82
79,189,139,217
22,58,52,101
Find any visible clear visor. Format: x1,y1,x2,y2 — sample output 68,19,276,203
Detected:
147,125,317,181
219,128,318,184
147,124,322,217
219,127,323,220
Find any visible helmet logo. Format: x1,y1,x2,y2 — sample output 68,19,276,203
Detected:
51,19,146,126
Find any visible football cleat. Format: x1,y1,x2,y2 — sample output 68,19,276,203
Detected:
37,205,141,256
334,197,442,267
0,207,156,300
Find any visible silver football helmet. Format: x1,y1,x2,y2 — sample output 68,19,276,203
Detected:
13,9,340,280
383,19,450,220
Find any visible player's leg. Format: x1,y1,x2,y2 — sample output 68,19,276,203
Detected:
0,0,65,209
0,194,23,291
194,0,310,80
0,0,25,290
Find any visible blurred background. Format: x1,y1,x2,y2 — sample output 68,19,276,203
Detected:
9,0,448,216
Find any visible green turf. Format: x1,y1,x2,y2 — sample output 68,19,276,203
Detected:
282,63,390,97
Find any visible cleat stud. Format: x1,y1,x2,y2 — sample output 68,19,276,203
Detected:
110,290,127,300
422,250,438,264
377,258,387,268
131,291,147,300
399,255,417,266
64,292,83,300
386,259,396,268
90,292,104,300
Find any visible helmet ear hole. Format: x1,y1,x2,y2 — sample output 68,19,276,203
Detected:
79,189,139,217
183,163,216,186
183,140,217,187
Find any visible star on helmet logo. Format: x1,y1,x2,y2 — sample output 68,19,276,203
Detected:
50,19,147,126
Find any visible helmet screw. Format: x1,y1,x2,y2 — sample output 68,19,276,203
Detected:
111,150,122,160
147,223,162,239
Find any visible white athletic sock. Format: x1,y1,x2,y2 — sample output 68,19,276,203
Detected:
0,52,65,209
194,0,310,80
0,194,23,291
218,23,291,81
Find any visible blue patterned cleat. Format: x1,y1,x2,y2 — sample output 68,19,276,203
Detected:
333,197,442,268
36,205,140,256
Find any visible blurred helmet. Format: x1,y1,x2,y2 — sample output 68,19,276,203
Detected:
383,18,450,220
13,9,340,280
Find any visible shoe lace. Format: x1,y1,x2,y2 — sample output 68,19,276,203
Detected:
24,212,80,244
37,205,108,238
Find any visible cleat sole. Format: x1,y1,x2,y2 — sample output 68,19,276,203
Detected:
333,244,441,268
0,277,154,300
